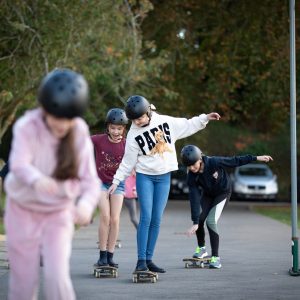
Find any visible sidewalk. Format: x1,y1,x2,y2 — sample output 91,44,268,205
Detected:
0,201,299,299
0,234,9,276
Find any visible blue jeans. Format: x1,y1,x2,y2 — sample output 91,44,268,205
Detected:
101,181,125,195
136,172,171,260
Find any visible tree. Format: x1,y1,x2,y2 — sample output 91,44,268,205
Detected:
0,0,169,142
142,0,297,132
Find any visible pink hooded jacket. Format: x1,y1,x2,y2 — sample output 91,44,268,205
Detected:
124,174,137,199
4,108,100,214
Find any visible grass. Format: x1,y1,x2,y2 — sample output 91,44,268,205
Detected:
253,205,300,228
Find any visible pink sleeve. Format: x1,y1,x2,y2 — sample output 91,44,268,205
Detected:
9,118,44,186
124,175,136,198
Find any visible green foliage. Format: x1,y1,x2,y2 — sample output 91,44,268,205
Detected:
238,141,271,157
0,0,169,139
142,0,295,132
0,0,297,200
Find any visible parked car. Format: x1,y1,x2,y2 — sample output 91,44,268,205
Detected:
169,165,189,199
231,163,278,201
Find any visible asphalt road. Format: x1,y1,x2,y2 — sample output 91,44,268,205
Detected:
0,200,299,299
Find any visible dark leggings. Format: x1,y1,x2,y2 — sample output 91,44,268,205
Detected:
196,191,230,257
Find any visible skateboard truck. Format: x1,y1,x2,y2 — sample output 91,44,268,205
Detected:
132,270,158,283
183,257,211,268
93,264,118,278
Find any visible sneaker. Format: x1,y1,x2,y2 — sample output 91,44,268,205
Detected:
146,260,166,273
107,251,118,268
135,260,149,272
96,250,108,267
193,246,208,259
209,256,222,269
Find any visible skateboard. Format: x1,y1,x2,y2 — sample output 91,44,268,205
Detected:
0,258,9,269
183,256,211,268
132,270,158,283
93,264,118,278
115,239,122,249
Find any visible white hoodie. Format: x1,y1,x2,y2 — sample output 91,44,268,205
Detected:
112,112,209,185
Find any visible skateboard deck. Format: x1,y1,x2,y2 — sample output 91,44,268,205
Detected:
183,256,211,268
93,264,118,278
132,270,158,283
0,258,9,269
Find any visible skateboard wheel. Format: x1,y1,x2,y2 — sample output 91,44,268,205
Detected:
200,262,204,268
151,277,157,283
95,272,99,278
133,276,138,283
185,263,189,268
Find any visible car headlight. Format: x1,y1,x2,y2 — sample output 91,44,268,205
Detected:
265,181,278,192
234,181,247,192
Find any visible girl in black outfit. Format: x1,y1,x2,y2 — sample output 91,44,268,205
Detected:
180,145,273,268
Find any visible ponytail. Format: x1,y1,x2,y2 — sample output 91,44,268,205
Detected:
53,127,78,179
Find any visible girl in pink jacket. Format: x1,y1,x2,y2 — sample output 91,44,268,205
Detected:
4,69,100,300
124,171,139,229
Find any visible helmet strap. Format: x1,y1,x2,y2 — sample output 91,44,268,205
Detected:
141,108,152,127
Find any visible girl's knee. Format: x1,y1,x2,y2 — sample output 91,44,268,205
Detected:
100,215,110,226
139,215,151,226
207,220,217,226
206,220,218,231
149,217,162,228
110,216,120,227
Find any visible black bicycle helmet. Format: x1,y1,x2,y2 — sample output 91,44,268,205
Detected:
105,108,128,125
125,95,151,120
181,145,203,166
38,68,89,119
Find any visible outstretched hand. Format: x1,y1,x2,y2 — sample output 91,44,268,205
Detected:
207,112,221,120
257,155,273,162
107,183,118,195
186,224,199,237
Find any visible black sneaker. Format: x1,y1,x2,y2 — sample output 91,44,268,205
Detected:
146,260,166,273
107,251,118,268
96,250,108,266
135,260,149,272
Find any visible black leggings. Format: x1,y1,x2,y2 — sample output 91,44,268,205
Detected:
196,191,230,257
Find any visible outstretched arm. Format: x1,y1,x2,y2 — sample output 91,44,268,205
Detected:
256,155,273,162
170,112,221,141
206,112,221,120
214,154,273,169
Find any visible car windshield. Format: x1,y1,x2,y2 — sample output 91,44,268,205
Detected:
238,167,269,177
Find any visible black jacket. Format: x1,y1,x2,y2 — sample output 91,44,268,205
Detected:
187,154,257,224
